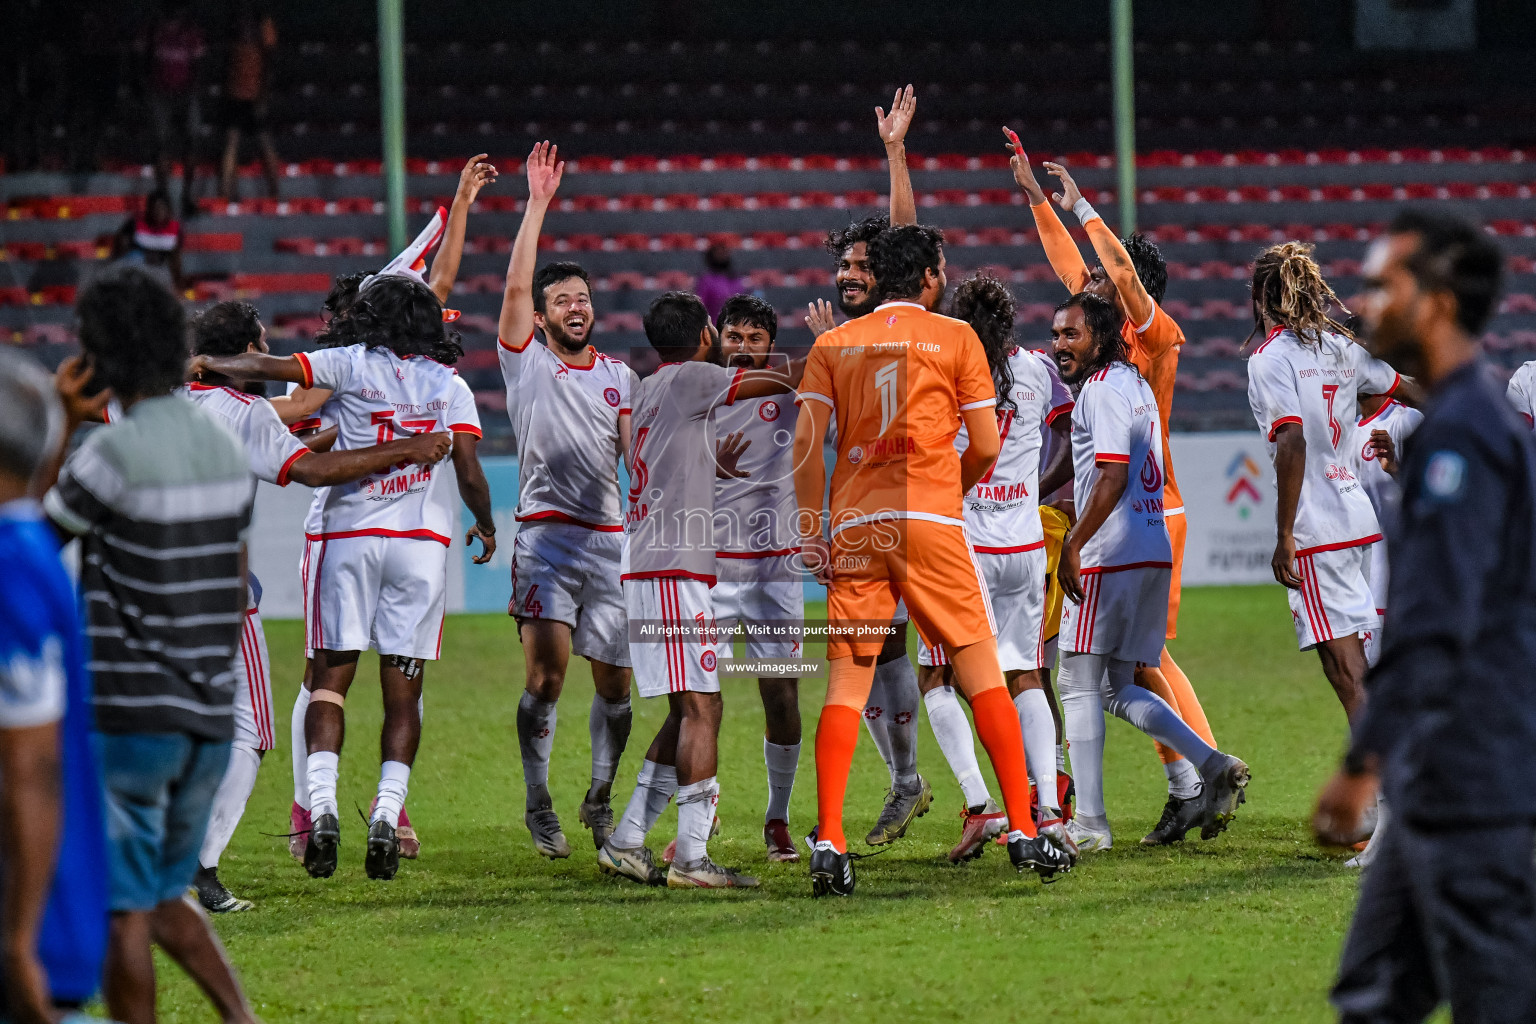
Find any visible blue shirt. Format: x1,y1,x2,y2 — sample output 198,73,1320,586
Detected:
0,501,108,1004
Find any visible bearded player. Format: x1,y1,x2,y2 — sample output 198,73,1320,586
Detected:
1011,136,1220,843
498,142,638,858
1050,293,1251,853
796,224,1075,895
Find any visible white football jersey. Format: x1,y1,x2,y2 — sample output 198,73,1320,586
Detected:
499,331,635,531
1351,398,1422,613
959,347,1074,552
1032,348,1076,504
297,344,480,545
1247,327,1400,554
178,383,310,486
1070,361,1172,572
1507,360,1536,428
714,392,797,557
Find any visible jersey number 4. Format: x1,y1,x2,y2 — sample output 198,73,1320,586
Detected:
1321,384,1342,449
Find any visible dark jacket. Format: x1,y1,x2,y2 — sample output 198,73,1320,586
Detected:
1350,359,1536,823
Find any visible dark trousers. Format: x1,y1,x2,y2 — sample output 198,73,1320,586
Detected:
1332,817,1536,1023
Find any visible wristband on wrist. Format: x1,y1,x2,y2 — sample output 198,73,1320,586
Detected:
1072,196,1101,225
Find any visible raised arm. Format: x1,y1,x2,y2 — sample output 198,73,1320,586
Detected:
429,154,498,304
498,142,564,348
878,85,917,227
1005,129,1092,293
191,352,308,386
1044,161,1156,331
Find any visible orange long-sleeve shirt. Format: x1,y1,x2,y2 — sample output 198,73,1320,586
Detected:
1032,200,1185,511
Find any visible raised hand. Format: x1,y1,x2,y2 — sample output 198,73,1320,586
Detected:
526,141,565,205
456,153,498,204
1041,160,1084,213
55,354,111,427
804,299,838,337
715,430,752,479
1003,126,1047,205
875,85,917,147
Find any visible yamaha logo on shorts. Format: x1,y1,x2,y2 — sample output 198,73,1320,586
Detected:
701,650,717,671
759,400,780,422
604,387,621,407
847,445,864,464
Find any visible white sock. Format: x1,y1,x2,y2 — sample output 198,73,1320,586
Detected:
1059,651,1108,821
923,685,990,809
610,760,677,849
674,778,719,864
861,672,897,785
291,685,311,809
874,656,920,789
1165,757,1202,799
1015,688,1059,818
372,760,411,827
199,744,261,869
763,740,799,822
516,690,557,798
1100,659,1217,767
588,694,632,789
306,750,340,819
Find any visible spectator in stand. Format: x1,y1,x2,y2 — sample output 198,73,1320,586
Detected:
38,266,260,1024
217,6,281,202
110,189,185,293
696,240,744,320
145,1,206,217
0,350,110,1024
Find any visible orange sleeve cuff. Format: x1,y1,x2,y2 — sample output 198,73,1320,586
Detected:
276,448,308,487
294,351,314,390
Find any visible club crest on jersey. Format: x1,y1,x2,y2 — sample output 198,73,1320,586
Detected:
847,445,864,464
759,400,780,422
394,366,406,381
701,650,717,672
1141,451,1163,492
886,314,898,326
604,387,621,407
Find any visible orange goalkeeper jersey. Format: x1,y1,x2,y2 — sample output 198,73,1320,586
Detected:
797,301,996,535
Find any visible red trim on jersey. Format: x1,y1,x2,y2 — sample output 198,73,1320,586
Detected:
1090,367,1111,383
1524,413,1535,428
305,528,451,546
1045,402,1075,426
294,351,315,389
1268,415,1303,441
716,547,801,559
515,510,623,532
1080,560,1174,575
188,382,257,404
1379,373,1402,399
972,540,1046,555
1095,453,1130,464
498,330,535,353
275,449,308,487
724,367,747,406
621,569,718,587
555,347,599,370
618,406,632,415
1295,534,1382,557
448,422,482,438
1358,398,1402,426
289,417,323,434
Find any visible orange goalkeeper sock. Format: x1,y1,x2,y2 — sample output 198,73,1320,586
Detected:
814,703,862,854
1161,650,1215,747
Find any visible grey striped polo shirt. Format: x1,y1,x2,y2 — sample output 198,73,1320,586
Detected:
45,394,254,741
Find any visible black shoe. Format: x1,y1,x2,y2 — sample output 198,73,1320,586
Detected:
809,841,856,897
304,813,340,879
365,819,400,881
1141,793,1205,846
192,866,253,913
1197,753,1251,840
1008,831,1074,882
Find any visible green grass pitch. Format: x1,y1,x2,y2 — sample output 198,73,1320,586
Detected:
153,585,1368,1022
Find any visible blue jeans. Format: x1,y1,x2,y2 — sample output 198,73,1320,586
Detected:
91,733,231,912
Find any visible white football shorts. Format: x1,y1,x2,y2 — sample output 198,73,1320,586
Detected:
623,576,722,699
510,522,630,668
1289,543,1379,652
1059,566,1171,666
232,608,276,751
714,553,805,661
919,546,1048,672
302,535,448,661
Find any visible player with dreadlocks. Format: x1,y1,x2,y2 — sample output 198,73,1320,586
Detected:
193,275,498,882
1245,242,1417,727
1050,292,1253,853
912,272,1078,862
